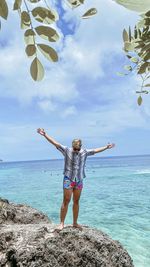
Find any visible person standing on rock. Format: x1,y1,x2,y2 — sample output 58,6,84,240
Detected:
37,128,115,231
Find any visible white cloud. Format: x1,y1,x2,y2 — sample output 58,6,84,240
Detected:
61,105,77,118
0,0,150,161
0,0,140,105
37,99,57,113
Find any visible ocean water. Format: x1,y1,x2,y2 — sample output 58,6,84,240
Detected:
0,155,150,267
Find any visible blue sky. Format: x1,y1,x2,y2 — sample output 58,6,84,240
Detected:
0,0,150,161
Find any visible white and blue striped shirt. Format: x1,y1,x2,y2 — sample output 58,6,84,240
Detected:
56,144,95,182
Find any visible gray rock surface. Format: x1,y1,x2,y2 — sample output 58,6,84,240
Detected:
0,197,134,267
0,197,51,224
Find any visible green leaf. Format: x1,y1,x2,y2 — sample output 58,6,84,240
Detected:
35,26,59,42
124,42,135,51
124,65,132,71
141,43,150,53
144,18,150,26
137,62,149,74
123,29,128,42
145,10,150,17
137,28,142,38
24,29,36,45
32,7,59,24
126,54,132,59
37,44,58,62
129,26,132,41
13,0,22,10
113,0,150,13
143,52,150,61
30,57,44,81
21,11,31,29
137,95,142,105
25,44,36,57
130,57,139,63
134,25,138,39
82,8,97,19
135,42,145,49
67,0,84,8
116,72,127,76
27,0,41,3
0,0,8,20
136,90,149,94
144,84,150,87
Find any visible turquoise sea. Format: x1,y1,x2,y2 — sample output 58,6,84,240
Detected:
0,155,150,267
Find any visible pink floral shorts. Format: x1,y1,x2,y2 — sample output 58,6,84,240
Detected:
63,175,83,190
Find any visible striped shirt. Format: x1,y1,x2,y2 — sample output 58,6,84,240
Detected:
56,143,95,182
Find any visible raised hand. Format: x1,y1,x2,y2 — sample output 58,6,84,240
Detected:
37,128,46,136
106,143,115,149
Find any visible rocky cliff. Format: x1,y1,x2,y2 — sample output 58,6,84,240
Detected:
0,197,134,267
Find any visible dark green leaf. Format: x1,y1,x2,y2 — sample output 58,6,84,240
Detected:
143,52,150,61
129,26,132,41
25,44,36,57
134,25,138,39
0,0,8,20
144,18,150,26
141,43,150,53
13,0,22,10
137,62,149,74
138,29,142,38
137,95,142,105
35,26,59,42
136,90,149,94
123,29,128,42
21,11,31,29
67,0,83,8
30,57,44,81
82,8,97,19
135,42,145,49
126,54,132,59
37,43,58,62
27,0,41,3
24,29,36,45
145,10,150,17
32,7,59,24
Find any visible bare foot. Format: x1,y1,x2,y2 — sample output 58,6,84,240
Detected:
73,223,83,230
55,223,64,232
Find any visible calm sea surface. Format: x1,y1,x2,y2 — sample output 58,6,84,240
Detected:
0,155,150,267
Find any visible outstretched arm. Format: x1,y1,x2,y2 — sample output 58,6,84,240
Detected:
86,143,115,156
37,128,61,148
94,143,115,154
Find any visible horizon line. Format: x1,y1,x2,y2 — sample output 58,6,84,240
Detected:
1,153,150,164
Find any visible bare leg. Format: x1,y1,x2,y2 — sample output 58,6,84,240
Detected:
56,188,73,230
72,188,83,230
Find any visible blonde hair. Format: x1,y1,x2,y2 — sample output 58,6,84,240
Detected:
72,139,82,146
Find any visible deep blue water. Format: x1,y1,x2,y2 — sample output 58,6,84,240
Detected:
0,154,150,267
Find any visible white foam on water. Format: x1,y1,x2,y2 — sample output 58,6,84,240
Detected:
134,169,150,174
